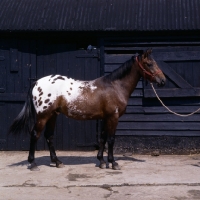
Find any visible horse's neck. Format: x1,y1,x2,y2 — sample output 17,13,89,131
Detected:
114,64,141,99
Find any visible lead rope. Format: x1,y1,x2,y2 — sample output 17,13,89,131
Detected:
150,83,200,117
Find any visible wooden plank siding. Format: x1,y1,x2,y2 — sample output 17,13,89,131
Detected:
0,39,35,150
145,47,200,98
103,45,200,137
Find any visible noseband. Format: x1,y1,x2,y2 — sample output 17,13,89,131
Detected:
135,56,162,82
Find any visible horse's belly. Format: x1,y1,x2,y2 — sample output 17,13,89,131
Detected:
64,102,103,120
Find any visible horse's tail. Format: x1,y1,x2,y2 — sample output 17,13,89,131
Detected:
9,82,36,135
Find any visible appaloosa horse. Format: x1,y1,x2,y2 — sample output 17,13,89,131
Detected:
9,49,166,171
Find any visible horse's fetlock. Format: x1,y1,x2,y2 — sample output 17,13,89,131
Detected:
99,138,106,144
51,155,58,163
97,154,102,160
28,155,34,163
108,157,114,163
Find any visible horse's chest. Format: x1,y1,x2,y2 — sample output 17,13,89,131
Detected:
109,91,127,109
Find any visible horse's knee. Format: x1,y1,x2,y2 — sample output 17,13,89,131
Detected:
44,131,54,140
46,135,54,146
107,136,115,147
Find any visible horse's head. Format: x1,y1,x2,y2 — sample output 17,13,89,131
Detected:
136,49,166,87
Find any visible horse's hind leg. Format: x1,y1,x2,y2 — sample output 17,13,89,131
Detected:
44,113,64,168
97,129,107,169
28,118,47,171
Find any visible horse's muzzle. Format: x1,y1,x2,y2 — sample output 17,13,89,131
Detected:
157,79,165,87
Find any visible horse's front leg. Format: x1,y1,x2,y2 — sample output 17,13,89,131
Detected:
44,113,64,168
107,135,120,170
105,116,120,170
97,130,107,169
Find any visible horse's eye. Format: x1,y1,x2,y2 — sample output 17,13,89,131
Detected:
147,63,151,67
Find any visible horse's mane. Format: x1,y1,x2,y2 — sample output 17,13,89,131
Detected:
103,58,134,83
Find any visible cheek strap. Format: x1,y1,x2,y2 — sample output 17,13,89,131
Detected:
135,56,162,82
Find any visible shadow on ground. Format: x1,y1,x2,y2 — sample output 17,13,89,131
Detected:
8,155,145,168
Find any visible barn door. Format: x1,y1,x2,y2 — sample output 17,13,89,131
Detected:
0,39,36,150
0,39,100,151
36,41,100,150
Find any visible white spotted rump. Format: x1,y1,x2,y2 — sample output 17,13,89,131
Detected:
32,75,97,114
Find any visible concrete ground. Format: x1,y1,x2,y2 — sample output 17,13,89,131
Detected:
0,151,200,200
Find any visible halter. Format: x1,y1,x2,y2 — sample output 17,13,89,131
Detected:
135,56,162,82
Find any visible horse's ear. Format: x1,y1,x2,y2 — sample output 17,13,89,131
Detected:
143,50,148,58
144,48,152,58
147,48,152,55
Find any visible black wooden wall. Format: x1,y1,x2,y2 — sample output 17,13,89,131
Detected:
103,41,200,137
1,37,200,151
0,39,36,150
0,39,100,150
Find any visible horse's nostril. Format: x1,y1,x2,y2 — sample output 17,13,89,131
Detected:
161,80,165,86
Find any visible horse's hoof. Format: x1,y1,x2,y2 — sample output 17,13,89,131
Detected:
30,162,40,171
99,163,106,169
56,163,65,168
112,162,121,170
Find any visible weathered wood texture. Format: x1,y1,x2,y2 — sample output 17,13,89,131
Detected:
104,45,200,137
0,39,36,150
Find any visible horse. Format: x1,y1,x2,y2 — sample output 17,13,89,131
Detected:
9,49,166,171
